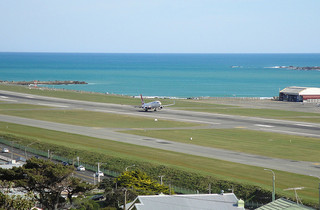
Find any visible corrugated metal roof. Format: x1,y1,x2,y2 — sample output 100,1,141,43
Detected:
133,193,244,210
256,198,314,210
280,87,307,95
300,88,320,96
280,86,320,96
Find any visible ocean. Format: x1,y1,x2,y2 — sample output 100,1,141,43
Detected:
0,53,319,98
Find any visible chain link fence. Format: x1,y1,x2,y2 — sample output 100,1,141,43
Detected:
0,138,201,194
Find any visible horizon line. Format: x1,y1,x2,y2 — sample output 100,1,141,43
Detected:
1,51,320,54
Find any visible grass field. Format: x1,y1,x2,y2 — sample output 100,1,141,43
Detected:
0,121,318,204
122,129,320,162
1,84,320,123
178,107,320,123
0,108,199,128
2,104,319,162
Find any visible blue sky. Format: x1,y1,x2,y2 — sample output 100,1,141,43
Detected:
0,0,319,53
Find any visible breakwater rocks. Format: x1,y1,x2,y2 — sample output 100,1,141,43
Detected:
0,80,87,85
271,66,320,71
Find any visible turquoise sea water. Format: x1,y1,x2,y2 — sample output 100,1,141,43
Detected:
0,53,319,97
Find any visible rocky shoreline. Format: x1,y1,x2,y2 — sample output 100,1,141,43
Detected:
0,80,87,85
275,66,320,71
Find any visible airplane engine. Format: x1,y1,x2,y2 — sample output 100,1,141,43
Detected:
159,106,163,110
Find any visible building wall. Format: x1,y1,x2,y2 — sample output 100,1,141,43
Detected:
302,95,320,100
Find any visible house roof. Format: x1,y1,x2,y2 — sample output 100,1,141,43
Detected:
131,193,244,210
256,198,314,210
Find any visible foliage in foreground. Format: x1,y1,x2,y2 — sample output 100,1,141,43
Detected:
0,181,36,210
115,170,171,195
0,158,93,210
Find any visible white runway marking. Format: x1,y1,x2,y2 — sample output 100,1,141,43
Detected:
255,124,274,128
0,96,8,99
37,103,69,108
260,128,320,138
0,99,17,102
295,123,316,127
25,95,35,98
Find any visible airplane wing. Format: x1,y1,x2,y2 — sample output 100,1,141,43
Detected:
162,101,175,107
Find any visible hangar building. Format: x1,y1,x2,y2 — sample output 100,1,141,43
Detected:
279,86,320,102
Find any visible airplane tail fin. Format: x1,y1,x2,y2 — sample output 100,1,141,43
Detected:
140,94,144,105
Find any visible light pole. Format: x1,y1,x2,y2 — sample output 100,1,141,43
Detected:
310,175,320,210
25,141,38,160
125,164,135,171
158,175,165,185
10,141,20,161
96,162,107,183
264,169,276,201
11,141,14,160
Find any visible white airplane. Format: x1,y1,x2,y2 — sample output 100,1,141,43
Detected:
139,94,175,111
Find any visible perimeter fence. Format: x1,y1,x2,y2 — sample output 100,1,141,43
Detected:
0,138,199,194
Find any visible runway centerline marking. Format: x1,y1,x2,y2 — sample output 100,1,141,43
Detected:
25,95,35,98
93,109,220,125
254,124,274,128
37,103,69,108
295,123,316,127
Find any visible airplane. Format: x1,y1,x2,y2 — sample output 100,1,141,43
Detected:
139,94,175,111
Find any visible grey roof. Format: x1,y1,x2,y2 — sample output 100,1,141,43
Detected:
256,198,314,210
132,193,244,210
280,87,307,95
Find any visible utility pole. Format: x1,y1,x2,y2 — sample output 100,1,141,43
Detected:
123,188,127,210
11,141,14,160
96,162,107,183
25,141,38,160
125,164,135,171
208,183,211,194
158,175,165,185
264,169,276,201
97,162,101,183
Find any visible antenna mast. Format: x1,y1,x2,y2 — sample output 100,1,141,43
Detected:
284,187,305,204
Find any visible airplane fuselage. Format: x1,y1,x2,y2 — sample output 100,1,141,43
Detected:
142,101,162,111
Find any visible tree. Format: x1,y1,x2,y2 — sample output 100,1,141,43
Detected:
66,177,94,205
102,170,171,208
115,170,171,195
0,158,93,210
0,180,35,210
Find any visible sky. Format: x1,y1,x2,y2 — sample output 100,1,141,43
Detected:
0,0,319,53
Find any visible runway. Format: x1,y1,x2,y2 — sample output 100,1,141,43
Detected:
0,90,320,176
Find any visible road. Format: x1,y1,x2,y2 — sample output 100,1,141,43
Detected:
0,90,319,177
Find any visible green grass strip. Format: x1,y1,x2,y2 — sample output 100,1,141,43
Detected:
122,129,320,162
0,109,198,128
179,107,320,123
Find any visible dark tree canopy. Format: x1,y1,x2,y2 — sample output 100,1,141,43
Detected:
0,158,93,210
